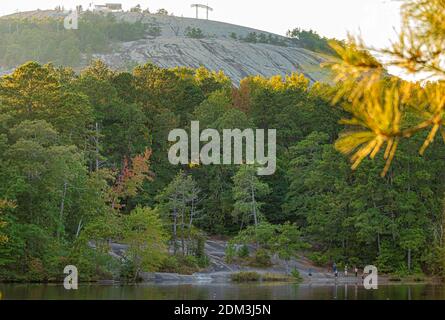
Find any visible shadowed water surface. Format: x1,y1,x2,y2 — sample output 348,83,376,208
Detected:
1,283,444,300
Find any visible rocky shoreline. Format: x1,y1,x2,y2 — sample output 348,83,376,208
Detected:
106,240,440,285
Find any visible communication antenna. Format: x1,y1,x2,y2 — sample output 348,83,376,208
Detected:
191,4,213,20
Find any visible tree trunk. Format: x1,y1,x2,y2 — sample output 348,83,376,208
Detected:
95,122,100,171
442,207,445,277
173,207,178,255
133,267,140,282
377,232,381,254
407,248,411,273
181,208,185,256
75,219,83,238
57,181,68,240
188,199,195,254
251,181,258,227
250,179,259,248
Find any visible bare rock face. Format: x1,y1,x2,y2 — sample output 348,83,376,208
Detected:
1,11,332,83
0,67,13,76
97,12,332,84
94,37,330,85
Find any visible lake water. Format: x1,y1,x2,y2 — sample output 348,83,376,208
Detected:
1,283,445,300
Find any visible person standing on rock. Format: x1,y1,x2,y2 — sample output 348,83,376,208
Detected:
354,266,358,278
333,262,337,274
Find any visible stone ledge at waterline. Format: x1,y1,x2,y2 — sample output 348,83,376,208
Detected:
139,272,230,283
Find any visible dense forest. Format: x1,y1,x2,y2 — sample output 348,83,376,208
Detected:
0,56,444,282
1,0,445,283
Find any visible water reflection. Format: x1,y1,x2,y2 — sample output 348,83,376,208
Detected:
0,283,444,300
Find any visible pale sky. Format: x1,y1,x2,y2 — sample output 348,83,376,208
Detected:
0,0,402,48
